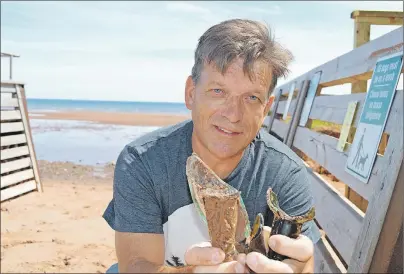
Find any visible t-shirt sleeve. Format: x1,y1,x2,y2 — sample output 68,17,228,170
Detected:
278,164,321,245
102,145,163,234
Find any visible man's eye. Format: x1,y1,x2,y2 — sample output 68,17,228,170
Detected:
213,89,223,94
249,95,259,101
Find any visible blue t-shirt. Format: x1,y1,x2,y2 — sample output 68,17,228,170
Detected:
103,120,321,266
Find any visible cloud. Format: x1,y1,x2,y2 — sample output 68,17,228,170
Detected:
166,2,211,14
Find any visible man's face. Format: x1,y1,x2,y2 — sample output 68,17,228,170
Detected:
185,58,274,160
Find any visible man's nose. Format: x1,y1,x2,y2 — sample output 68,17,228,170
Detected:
220,97,243,123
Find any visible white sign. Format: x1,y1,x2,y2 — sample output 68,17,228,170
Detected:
346,51,403,183
283,82,296,120
299,71,322,127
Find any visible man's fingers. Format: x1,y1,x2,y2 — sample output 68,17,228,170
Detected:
184,242,225,266
194,261,245,273
246,252,295,273
268,234,314,262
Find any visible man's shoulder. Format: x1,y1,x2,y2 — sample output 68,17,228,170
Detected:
254,127,305,169
124,119,192,156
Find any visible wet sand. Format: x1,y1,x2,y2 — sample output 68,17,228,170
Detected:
29,110,191,126
1,160,117,273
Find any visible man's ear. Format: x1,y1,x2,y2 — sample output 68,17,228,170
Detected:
185,75,195,110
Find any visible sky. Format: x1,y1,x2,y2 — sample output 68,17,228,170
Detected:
1,1,403,103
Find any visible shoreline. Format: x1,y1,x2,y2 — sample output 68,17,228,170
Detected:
29,110,191,127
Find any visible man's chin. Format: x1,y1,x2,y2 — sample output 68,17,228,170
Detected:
208,144,244,160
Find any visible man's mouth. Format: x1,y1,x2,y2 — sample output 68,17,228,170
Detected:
214,125,241,136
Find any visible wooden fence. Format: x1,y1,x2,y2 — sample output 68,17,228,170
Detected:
264,26,403,273
1,81,42,202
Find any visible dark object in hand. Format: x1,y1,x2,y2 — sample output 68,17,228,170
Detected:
236,188,315,273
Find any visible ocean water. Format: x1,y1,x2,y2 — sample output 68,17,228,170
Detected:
26,98,189,165
27,98,190,115
30,119,161,166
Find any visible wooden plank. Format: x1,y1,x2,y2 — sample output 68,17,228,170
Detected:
348,92,404,272
351,10,404,19
0,97,18,108
0,110,22,121
367,160,404,273
1,169,34,188
314,232,346,273
354,16,404,25
0,134,27,146
286,80,310,147
276,98,297,117
0,157,31,174
0,80,25,87
0,86,17,94
270,119,289,141
306,166,364,264
307,89,402,135
1,146,30,160
307,93,366,126
293,127,374,200
387,226,403,273
273,27,403,93
16,85,43,192
0,180,36,202
1,122,24,134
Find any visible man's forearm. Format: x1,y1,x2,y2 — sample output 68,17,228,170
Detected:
125,258,195,273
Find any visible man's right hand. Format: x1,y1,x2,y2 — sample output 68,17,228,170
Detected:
184,242,246,273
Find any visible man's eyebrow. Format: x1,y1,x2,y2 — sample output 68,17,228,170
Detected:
207,81,225,87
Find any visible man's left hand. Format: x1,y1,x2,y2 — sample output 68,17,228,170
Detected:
241,227,315,273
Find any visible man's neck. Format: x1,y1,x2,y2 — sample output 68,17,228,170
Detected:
191,132,244,179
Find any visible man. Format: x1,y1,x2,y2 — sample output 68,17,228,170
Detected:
103,19,321,273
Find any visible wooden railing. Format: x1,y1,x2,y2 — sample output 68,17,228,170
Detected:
1,81,42,202
263,26,403,273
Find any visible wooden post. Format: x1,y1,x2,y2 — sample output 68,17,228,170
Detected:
285,80,310,148
266,89,282,133
16,84,43,193
344,10,403,211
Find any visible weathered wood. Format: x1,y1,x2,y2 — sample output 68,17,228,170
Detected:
354,16,404,25
0,86,17,93
351,10,404,19
293,127,372,200
270,119,289,141
0,157,31,174
274,27,403,94
306,164,364,264
1,169,34,188
307,93,365,126
276,98,297,117
0,134,27,147
266,89,282,132
314,230,346,273
1,122,24,134
387,226,403,273
307,91,402,135
0,97,18,108
0,180,36,202
1,146,30,160
0,110,22,121
347,89,403,272
286,80,310,147
16,85,43,192
0,80,25,87
368,159,404,273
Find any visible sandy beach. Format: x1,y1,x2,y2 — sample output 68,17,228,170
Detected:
30,110,191,126
1,160,117,273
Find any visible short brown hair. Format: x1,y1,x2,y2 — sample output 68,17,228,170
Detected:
191,19,294,96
